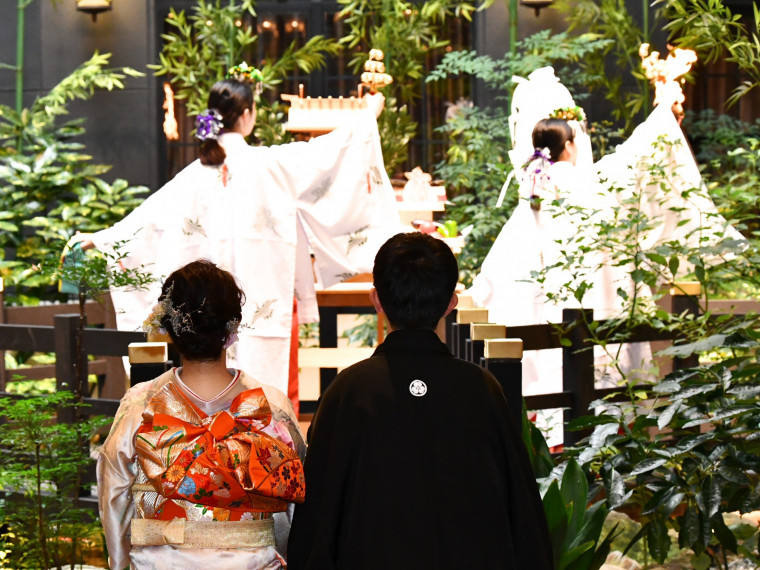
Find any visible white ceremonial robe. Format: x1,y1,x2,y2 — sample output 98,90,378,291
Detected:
470,99,743,406
92,111,402,395
595,100,746,258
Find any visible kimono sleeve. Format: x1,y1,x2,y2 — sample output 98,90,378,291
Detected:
268,107,403,288
90,167,193,259
96,383,154,570
485,373,554,569
286,386,357,570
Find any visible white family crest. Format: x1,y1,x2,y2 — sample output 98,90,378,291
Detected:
409,379,427,397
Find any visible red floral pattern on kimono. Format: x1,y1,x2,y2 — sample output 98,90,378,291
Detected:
135,383,305,521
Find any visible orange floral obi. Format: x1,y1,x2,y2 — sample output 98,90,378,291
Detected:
135,383,305,521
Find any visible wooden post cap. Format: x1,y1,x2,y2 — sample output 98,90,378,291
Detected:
484,338,523,359
456,294,474,309
128,342,168,364
470,323,507,341
456,307,489,324
671,281,701,296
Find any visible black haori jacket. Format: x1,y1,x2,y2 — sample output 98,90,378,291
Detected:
288,328,553,569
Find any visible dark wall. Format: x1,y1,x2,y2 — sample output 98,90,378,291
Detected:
473,2,568,110
1,0,160,190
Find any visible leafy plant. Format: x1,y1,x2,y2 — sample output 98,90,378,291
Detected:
0,392,110,569
152,0,341,146
340,314,378,347
433,102,513,285
338,0,486,175
34,240,153,398
682,110,760,248
532,132,760,565
426,31,613,285
542,460,617,570
657,0,760,107
0,52,148,302
522,405,616,569
566,329,760,567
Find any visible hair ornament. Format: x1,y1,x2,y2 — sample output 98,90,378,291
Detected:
527,147,552,164
223,318,240,349
550,106,586,123
227,62,264,84
523,147,553,211
195,109,224,141
142,289,194,336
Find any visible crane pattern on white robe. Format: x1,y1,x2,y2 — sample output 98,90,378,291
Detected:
92,109,403,396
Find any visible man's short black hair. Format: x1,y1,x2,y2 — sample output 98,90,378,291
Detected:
373,232,458,330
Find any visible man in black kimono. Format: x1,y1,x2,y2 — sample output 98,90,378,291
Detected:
288,232,552,569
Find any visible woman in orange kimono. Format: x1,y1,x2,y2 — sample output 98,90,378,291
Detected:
97,259,305,569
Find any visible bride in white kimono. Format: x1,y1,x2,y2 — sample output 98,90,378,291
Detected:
71,74,402,400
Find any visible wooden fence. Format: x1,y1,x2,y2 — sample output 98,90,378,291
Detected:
0,289,757,509
450,295,760,446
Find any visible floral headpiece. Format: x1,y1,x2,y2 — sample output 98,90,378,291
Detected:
142,289,194,337
194,109,224,142
142,287,241,349
526,147,552,165
227,62,264,84
550,106,586,123
522,147,553,210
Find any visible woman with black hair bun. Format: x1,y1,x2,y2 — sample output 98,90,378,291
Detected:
98,259,306,569
468,108,611,448
67,63,402,407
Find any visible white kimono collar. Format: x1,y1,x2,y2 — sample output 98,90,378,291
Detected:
218,132,249,154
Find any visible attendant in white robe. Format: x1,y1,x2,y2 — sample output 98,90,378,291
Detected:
97,260,306,569
470,73,744,448
470,119,593,392
71,77,402,399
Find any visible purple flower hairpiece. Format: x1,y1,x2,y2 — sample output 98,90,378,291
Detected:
195,109,223,142
529,147,552,163
522,147,553,210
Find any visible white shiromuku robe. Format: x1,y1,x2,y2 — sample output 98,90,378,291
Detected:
92,110,402,396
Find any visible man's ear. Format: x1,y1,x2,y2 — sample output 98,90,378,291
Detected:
443,293,458,317
369,287,384,315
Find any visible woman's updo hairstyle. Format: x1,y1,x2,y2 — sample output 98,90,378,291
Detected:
199,79,254,167
159,259,245,362
532,118,574,162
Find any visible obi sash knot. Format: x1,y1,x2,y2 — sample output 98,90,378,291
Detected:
136,383,305,514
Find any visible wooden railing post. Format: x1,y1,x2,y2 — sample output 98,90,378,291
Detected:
468,323,507,363
562,308,596,446
317,306,339,400
480,339,524,432
446,310,458,354
455,308,488,360
54,314,81,425
445,294,473,352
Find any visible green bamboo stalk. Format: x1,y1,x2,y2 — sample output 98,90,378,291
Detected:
642,0,650,117
16,0,25,117
509,0,517,57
